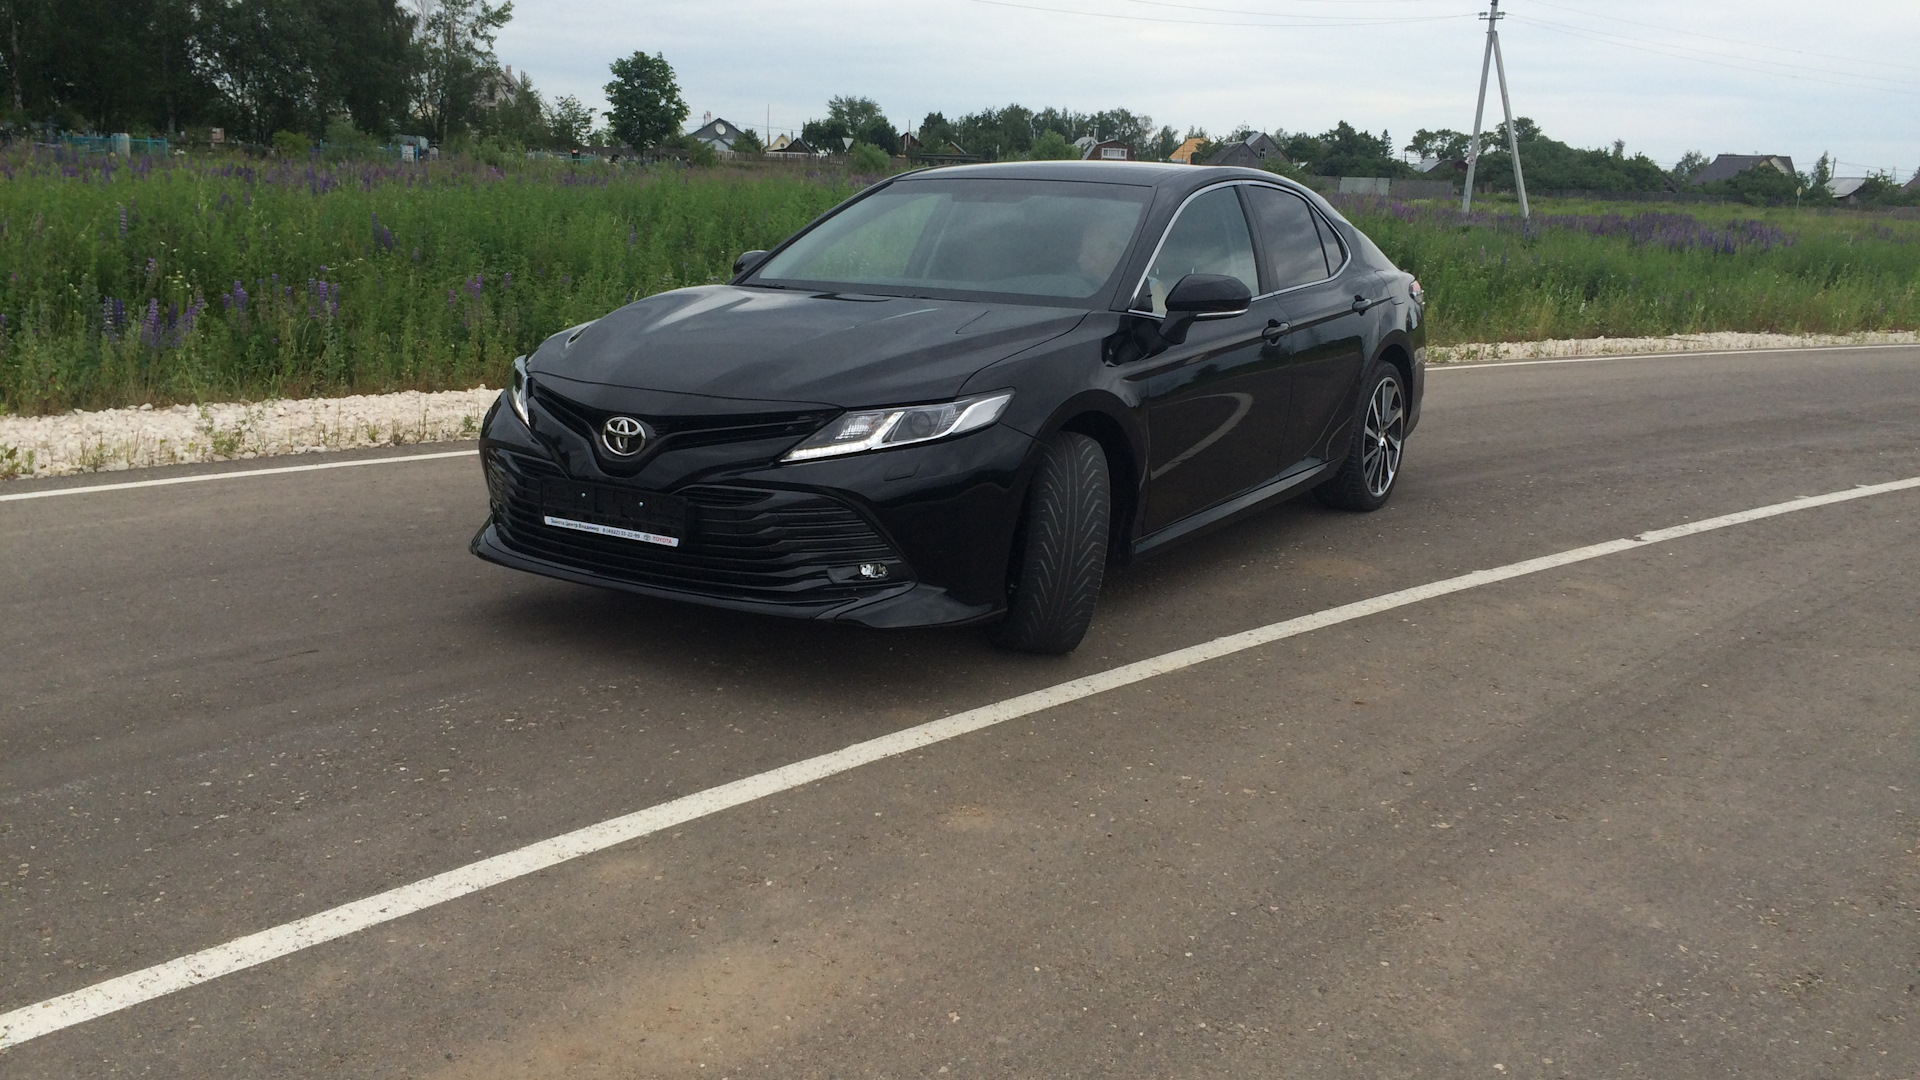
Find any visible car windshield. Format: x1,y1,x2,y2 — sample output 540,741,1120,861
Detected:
751,178,1152,303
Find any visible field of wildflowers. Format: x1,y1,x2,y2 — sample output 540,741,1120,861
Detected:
1340,196,1920,344
0,149,856,415
2,148,1916,417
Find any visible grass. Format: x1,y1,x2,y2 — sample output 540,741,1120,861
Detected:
3,149,1917,417
0,149,857,415
1339,194,1920,345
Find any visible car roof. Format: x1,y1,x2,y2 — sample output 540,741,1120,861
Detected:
894,160,1278,195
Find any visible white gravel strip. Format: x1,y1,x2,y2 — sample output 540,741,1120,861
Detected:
1,328,1915,480
1427,329,1918,364
0,387,499,479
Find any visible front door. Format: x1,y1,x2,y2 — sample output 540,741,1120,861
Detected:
1132,186,1291,533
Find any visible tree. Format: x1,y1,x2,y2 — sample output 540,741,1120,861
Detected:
478,67,545,148
915,110,957,152
1490,116,1542,146
316,0,416,139
1669,150,1709,185
1026,129,1076,160
729,126,763,155
1146,124,1180,162
603,50,685,148
198,0,327,142
1804,152,1833,195
546,93,591,146
803,95,893,154
1407,128,1470,160
417,0,511,143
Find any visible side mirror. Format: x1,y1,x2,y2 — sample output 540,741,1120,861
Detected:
732,249,770,277
1159,273,1252,345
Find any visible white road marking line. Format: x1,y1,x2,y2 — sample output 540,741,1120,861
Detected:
3,472,1918,1051
0,450,477,503
1430,341,1918,371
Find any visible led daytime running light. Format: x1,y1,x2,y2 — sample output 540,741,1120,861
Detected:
508,356,532,428
783,392,1012,462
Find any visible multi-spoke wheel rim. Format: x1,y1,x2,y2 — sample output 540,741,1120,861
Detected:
1361,376,1405,498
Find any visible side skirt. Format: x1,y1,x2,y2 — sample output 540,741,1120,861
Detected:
1130,460,1334,558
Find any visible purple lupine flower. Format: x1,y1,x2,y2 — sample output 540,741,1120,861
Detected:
141,299,163,348
223,280,248,313
448,288,458,308
502,271,512,290
102,296,128,340
118,204,128,238
467,273,484,299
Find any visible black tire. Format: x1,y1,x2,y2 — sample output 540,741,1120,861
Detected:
991,432,1110,654
1315,365,1408,512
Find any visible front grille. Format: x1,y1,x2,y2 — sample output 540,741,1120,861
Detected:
531,383,831,464
485,449,906,606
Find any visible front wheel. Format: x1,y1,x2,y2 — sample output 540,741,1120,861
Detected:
991,432,1110,654
1315,366,1407,512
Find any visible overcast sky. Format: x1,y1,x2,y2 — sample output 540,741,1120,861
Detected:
494,0,1920,178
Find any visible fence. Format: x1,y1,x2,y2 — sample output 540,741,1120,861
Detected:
1299,176,1458,200
62,134,171,157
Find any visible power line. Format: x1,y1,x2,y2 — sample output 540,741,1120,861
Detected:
1527,0,1920,76
960,0,1471,29
1515,14,1920,91
1510,16,1920,96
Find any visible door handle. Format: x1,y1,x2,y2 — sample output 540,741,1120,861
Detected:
1352,294,1384,314
1263,319,1292,346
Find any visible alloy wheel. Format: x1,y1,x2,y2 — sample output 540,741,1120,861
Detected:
1361,376,1405,498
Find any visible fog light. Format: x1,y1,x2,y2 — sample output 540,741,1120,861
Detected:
858,563,889,580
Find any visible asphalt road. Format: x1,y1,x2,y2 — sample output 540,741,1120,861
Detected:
2,345,1917,1079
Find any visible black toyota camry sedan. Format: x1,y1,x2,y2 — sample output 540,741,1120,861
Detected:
473,161,1425,652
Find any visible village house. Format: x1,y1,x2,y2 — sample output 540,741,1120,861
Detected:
1689,153,1796,185
1205,133,1286,168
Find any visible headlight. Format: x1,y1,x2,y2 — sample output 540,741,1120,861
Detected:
508,356,532,428
782,391,1013,463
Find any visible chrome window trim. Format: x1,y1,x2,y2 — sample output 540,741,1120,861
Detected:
1125,181,1258,317
1126,178,1355,318
1240,181,1352,299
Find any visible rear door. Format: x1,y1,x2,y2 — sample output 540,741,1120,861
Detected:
1131,185,1292,532
1242,186,1370,467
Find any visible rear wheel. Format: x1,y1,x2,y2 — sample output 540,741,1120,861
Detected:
1315,365,1406,512
992,432,1110,654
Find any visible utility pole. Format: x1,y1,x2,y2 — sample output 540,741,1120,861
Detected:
1460,0,1529,219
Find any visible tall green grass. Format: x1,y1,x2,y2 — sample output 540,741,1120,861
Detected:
0,151,854,414
1341,196,1920,343
3,151,1916,417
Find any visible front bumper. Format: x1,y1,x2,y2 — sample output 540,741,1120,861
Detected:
473,392,1034,628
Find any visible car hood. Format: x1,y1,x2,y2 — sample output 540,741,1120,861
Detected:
529,285,1088,407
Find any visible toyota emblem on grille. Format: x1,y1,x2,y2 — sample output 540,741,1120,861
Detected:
601,415,649,457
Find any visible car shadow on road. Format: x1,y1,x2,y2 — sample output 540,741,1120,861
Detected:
462,492,1377,705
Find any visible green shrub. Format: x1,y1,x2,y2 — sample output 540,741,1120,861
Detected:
272,130,311,158
848,141,889,173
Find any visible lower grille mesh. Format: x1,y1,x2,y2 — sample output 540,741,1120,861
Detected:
486,449,903,605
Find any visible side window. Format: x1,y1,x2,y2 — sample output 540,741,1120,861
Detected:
1313,212,1347,275
1135,186,1259,316
1245,185,1332,291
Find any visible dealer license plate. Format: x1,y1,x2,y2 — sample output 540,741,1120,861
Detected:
539,479,688,549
